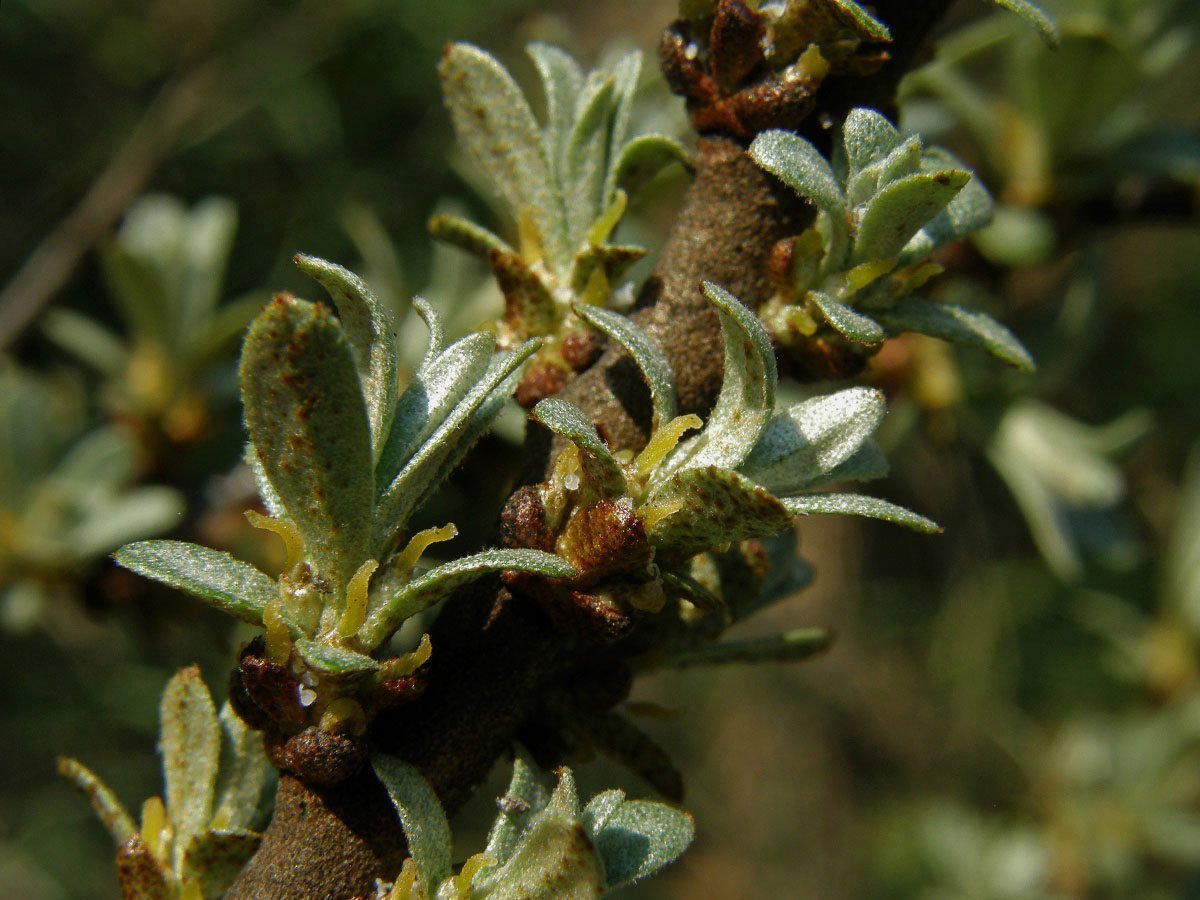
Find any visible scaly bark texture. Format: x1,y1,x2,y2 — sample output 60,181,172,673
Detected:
225,3,957,897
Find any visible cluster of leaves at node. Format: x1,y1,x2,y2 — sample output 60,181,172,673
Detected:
114,255,572,712
59,667,272,900
514,280,937,621
431,42,686,362
750,107,1036,371
371,754,693,900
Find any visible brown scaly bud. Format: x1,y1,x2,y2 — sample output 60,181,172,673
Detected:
229,638,307,730
499,486,557,552
515,363,570,408
768,236,798,293
558,498,652,584
362,673,428,718
561,328,606,372
709,0,764,87
265,728,369,786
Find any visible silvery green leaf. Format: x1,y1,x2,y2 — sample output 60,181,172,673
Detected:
70,486,184,562
819,440,889,486
41,308,129,377
603,50,643,199
160,666,220,863
659,569,724,610
875,297,1035,371
57,757,136,845
591,799,694,888
104,194,184,340
484,754,551,868
412,297,446,368
440,44,560,264
662,283,776,476
564,74,617,255
374,340,540,549
740,387,886,494
841,107,901,176
575,305,678,429
580,789,626,836
114,541,277,627
810,291,885,345
751,130,848,219
372,754,453,896
742,531,814,619
848,136,922,207
781,493,941,533
180,829,262,900
528,42,584,194
359,549,575,650
294,638,381,676
853,170,969,264
533,398,627,497
428,213,515,260
665,628,832,668
903,152,994,260
487,249,559,335
211,704,271,833
989,0,1060,46
178,197,238,345
246,444,287,518
376,331,495,489
294,254,398,458
613,133,691,191
828,0,891,40
240,296,373,591
648,467,794,560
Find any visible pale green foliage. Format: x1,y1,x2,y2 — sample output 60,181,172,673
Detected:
42,194,264,441
750,109,1035,371
433,42,687,353
373,755,693,900
115,256,573,691
60,667,272,900
0,362,183,631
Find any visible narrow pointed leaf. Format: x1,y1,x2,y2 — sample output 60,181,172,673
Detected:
648,467,794,559
57,757,136,845
412,297,446,368
740,387,886,493
114,541,276,627
604,50,644,199
781,493,941,533
581,789,626,836
828,0,891,40
294,638,380,676
359,548,575,650
528,42,584,195
240,296,373,591
810,291,885,345
665,628,833,668
750,130,847,217
533,398,627,496
659,569,724,610
440,43,560,263
592,800,694,888
294,254,398,458
160,667,220,853
484,754,551,868
875,297,1035,371
564,75,617,255
989,0,1060,46
181,829,262,900
819,440,889,486
575,304,678,428
841,107,901,175
71,486,184,562
663,283,776,476
613,133,691,191
372,754,453,895
904,152,994,259
211,705,271,832
428,213,514,260
246,444,287,518
853,170,969,263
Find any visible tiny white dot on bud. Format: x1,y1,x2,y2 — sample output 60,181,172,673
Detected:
564,473,581,491
685,43,699,60
298,685,317,707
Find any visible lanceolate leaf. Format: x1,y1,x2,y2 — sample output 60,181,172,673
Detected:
841,107,901,176
428,213,515,260
564,75,617,258
741,387,886,494
905,150,994,260
294,254,398,458
613,133,691,191
484,754,551,868
591,799,694,888
527,41,584,196
533,398,628,496
853,170,969,263
114,541,277,627
875,297,1035,371
648,467,794,560
604,50,644,199
751,129,847,218
240,296,373,592
781,493,941,533
57,757,136,845
809,290,885,345
294,638,380,676
664,283,777,475
359,549,576,650
575,305,678,428
439,44,560,264
989,0,1061,46
211,705,271,833
665,628,833,668
372,754,453,896
160,667,220,858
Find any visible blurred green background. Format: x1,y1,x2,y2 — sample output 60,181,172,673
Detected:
2,1,1198,898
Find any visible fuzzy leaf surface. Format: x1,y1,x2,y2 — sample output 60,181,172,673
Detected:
240,296,373,591
564,75,617,256
294,254,398,457
294,638,380,676
528,41,584,198
666,628,833,668
428,213,514,260
533,398,627,496
782,493,941,533
810,291,885,345
876,297,1035,371
373,755,453,895
114,541,276,626
751,129,847,217
841,107,901,175
484,754,551,869
741,387,886,494
160,667,220,860
990,0,1061,46
591,799,694,888
211,705,271,832
613,133,690,190
853,170,969,263
57,757,136,845
575,304,678,428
